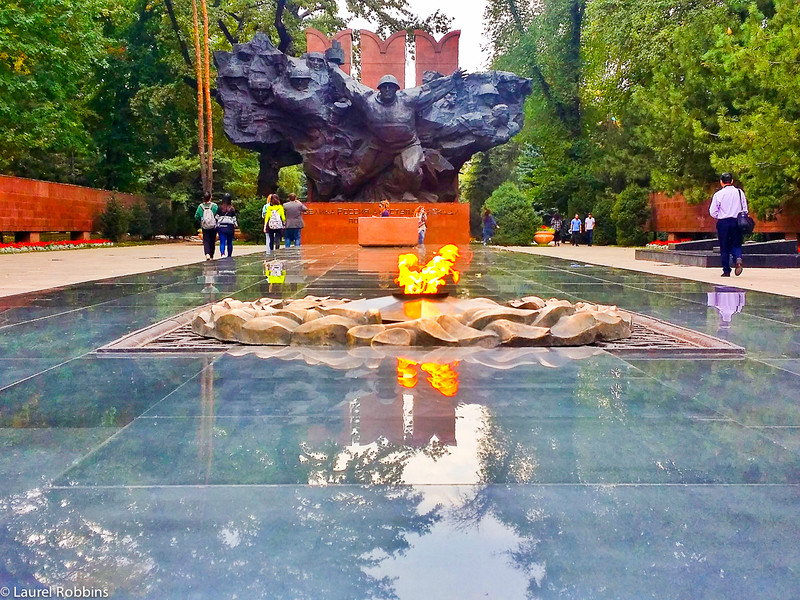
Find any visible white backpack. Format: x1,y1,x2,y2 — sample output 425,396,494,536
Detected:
200,204,216,229
267,209,284,230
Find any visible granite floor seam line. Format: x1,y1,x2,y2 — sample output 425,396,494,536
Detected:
643,373,784,430
44,482,800,490
0,352,90,393
0,256,274,331
489,265,576,299
750,357,800,378
137,361,220,418
620,367,769,429
48,363,212,484
0,282,180,332
0,247,267,301
133,414,735,421
46,418,144,486
538,263,734,314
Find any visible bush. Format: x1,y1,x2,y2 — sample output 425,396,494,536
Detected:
484,182,542,245
145,196,170,237
237,196,267,241
611,184,650,246
127,201,154,240
591,195,616,245
98,195,129,242
166,202,196,237
277,165,306,198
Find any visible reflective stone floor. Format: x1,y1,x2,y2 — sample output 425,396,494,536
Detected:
1,245,799,599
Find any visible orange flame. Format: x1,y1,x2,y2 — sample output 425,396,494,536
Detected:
397,358,419,388
396,358,459,397
395,244,461,294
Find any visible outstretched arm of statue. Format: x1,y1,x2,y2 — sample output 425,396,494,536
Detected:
328,65,372,112
412,68,466,110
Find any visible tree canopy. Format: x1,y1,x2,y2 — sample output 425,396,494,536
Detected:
1,0,451,208
473,0,800,231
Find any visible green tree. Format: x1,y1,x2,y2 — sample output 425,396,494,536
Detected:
98,195,129,242
127,200,153,239
461,145,518,237
0,0,124,182
236,196,267,241
611,184,650,246
484,182,542,245
489,0,599,219
711,0,800,217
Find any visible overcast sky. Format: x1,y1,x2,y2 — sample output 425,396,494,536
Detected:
339,0,490,80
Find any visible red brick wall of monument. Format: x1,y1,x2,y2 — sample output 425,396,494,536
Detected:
359,30,408,89
0,175,141,234
414,30,460,84
649,191,800,236
303,202,471,245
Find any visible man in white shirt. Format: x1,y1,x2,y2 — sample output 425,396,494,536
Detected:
709,172,748,277
584,212,596,246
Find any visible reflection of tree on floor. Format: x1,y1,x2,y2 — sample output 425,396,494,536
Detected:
196,357,215,484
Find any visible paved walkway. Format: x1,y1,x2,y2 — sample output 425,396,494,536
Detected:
2,241,799,299
0,241,265,298
507,245,800,298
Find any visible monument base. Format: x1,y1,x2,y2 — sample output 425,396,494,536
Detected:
302,202,470,245
358,216,417,246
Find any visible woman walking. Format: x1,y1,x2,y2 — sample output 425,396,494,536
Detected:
482,208,498,245
263,194,286,254
216,193,238,258
194,191,218,260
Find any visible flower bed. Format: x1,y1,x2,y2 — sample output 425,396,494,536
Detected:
0,239,113,254
645,239,691,249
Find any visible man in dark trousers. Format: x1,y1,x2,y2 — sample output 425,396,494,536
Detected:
709,172,748,277
569,214,582,246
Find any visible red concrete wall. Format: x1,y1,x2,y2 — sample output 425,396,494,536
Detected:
303,202,470,245
649,191,800,236
358,216,418,246
414,30,460,85
360,30,406,89
0,175,141,234
304,28,353,75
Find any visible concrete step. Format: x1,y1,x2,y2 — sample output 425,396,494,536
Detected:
636,249,800,268
671,239,798,255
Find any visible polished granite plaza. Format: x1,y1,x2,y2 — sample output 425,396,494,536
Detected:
1,245,799,599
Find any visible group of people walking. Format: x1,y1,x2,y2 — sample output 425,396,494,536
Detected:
548,212,595,246
194,191,308,260
195,192,238,260
263,193,308,253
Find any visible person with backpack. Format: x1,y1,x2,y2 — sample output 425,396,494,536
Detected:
216,193,238,258
194,191,218,260
263,194,286,254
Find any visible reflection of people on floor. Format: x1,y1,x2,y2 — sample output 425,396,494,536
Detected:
707,286,745,328
264,260,286,292
200,261,221,299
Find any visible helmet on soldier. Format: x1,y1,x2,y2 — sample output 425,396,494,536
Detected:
377,74,400,90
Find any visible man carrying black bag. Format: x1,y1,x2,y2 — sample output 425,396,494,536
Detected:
709,172,748,277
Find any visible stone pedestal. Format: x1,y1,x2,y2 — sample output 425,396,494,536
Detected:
358,217,418,246
302,202,470,245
